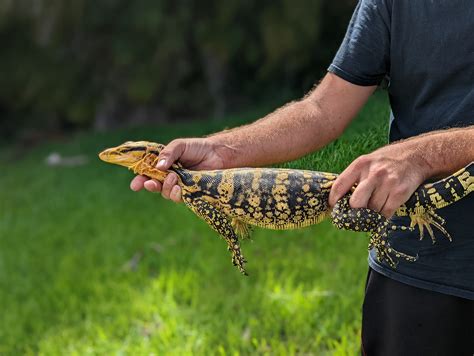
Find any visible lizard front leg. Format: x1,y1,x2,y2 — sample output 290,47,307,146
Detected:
396,162,474,243
182,195,248,275
331,195,417,268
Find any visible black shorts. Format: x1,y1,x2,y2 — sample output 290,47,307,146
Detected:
361,268,474,356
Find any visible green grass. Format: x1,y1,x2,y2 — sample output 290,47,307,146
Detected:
0,93,390,355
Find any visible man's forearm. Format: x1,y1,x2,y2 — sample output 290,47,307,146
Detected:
399,126,474,180
208,99,330,168
207,73,376,168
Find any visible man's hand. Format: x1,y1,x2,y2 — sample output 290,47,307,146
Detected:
329,142,429,218
130,138,234,202
329,126,474,218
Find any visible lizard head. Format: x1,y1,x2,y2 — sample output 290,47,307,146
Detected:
99,141,165,170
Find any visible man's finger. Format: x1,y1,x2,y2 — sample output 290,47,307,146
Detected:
169,185,182,203
381,184,413,218
349,180,375,209
156,140,186,170
130,175,149,191
161,173,178,200
144,179,162,192
329,167,359,207
367,187,389,212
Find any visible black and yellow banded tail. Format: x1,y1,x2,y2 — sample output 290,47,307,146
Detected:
404,162,473,211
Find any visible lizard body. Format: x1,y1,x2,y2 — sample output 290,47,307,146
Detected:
99,141,473,275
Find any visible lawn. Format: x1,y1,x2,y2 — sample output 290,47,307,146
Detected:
0,93,390,355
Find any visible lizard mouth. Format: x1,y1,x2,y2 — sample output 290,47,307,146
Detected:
98,148,118,162
99,148,140,166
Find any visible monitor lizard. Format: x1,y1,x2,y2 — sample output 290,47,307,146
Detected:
99,141,473,275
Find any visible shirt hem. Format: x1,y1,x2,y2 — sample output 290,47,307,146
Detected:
368,254,474,300
327,64,383,86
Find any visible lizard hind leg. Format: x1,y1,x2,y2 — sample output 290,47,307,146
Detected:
331,195,417,268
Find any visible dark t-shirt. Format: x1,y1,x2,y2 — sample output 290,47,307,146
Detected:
328,0,474,299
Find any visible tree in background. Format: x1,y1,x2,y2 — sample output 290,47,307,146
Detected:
0,0,355,138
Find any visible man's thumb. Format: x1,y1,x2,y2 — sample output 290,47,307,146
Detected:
156,140,185,170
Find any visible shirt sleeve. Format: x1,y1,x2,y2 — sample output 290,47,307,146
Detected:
328,0,391,86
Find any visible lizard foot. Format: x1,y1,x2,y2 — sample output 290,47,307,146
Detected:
409,209,452,243
228,241,248,276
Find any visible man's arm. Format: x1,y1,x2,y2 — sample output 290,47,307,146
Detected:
206,73,376,167
131,73,376,201
329,126,474,218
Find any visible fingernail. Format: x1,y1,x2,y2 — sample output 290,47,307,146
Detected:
143,180,156,192
150,181,159,191
171,186,181,200
157,159,166,169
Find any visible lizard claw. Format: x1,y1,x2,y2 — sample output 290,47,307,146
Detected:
409,209,452,243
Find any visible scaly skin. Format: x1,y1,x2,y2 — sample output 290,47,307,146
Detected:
99,141,474,275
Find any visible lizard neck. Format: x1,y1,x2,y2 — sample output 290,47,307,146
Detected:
127,152,169,182
131,162,167,182
127,151,196,187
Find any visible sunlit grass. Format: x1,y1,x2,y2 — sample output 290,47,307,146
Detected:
0,93,389,355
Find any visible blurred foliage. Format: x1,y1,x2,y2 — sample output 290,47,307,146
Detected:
0,0,355,137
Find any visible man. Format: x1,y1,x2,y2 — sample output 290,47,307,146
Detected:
130,1,474,354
